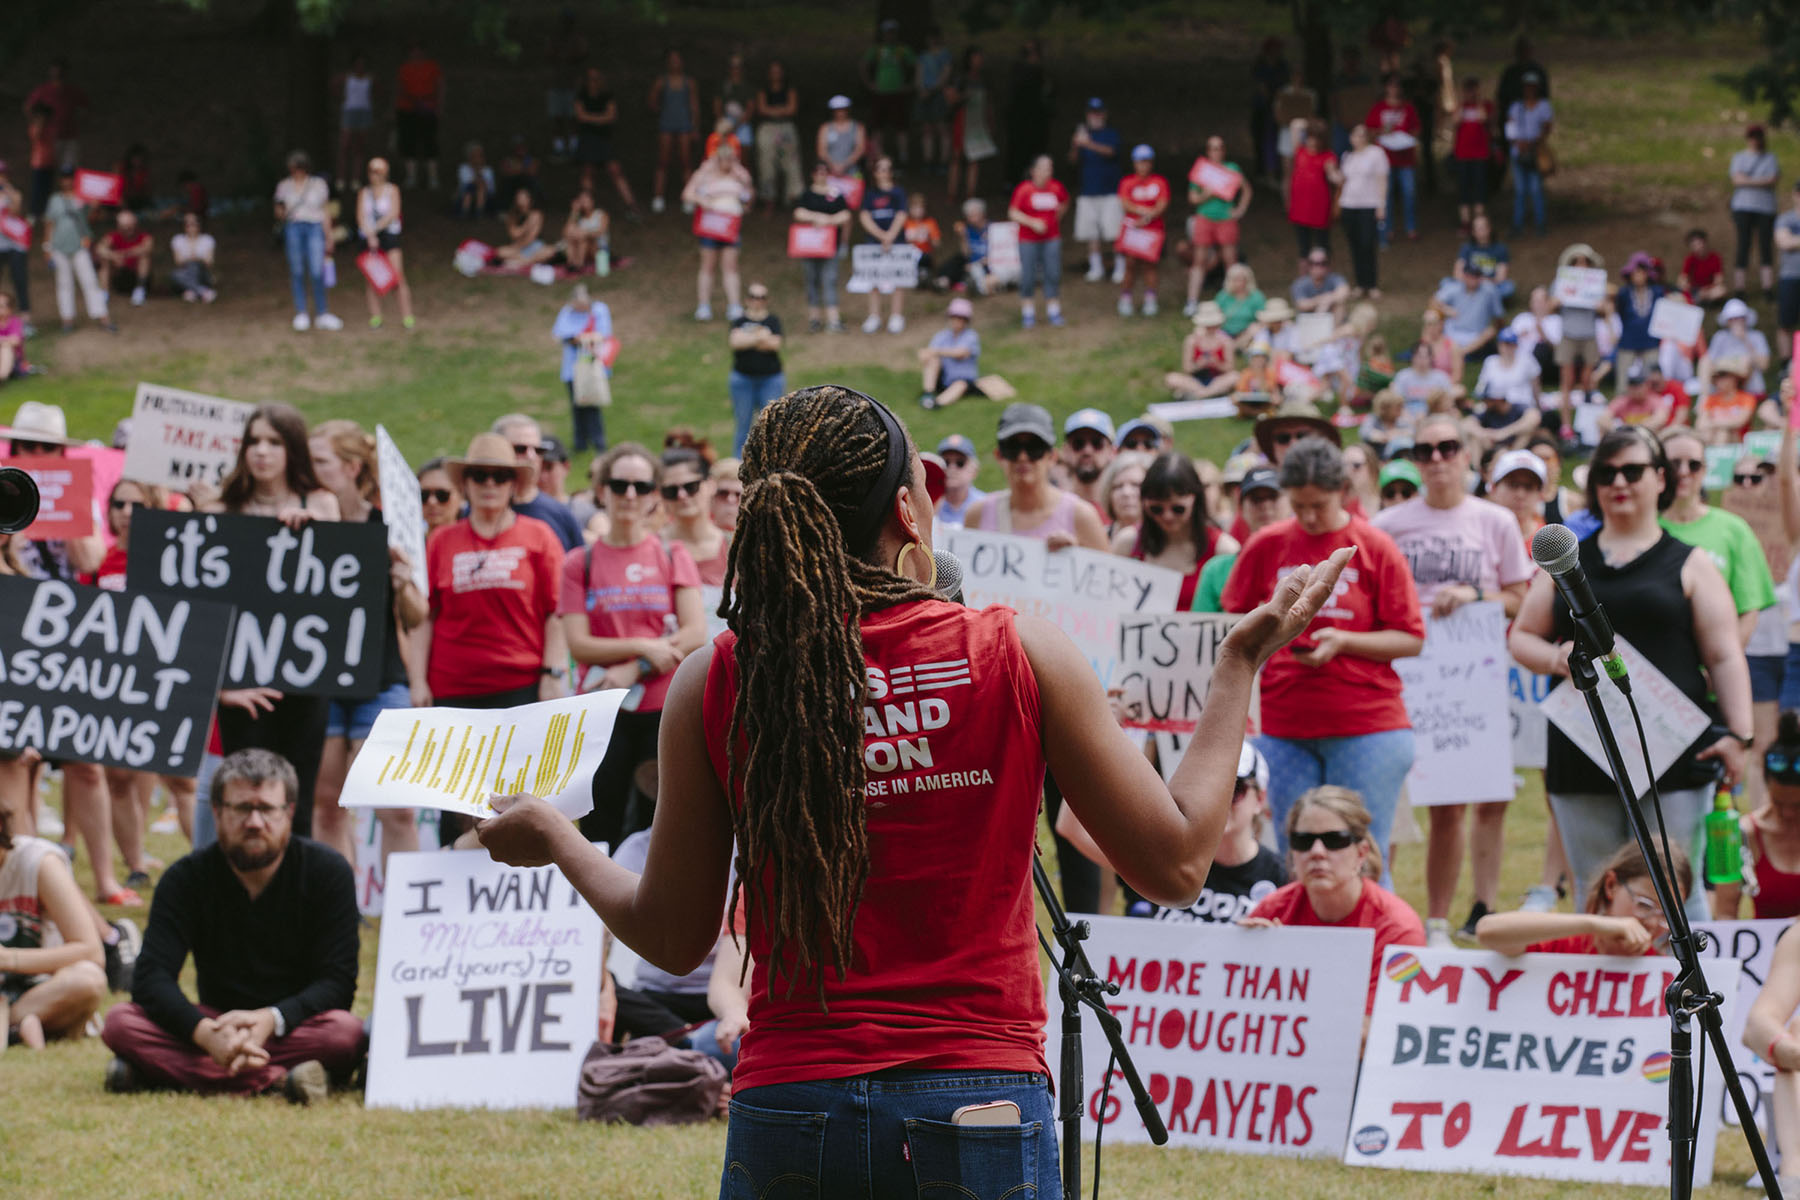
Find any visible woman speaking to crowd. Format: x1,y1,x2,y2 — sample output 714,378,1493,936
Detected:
478,384,1349,1195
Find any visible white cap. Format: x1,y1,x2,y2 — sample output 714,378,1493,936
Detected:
1237,743,1269,793
828,94,852,110
1489,448,1548,487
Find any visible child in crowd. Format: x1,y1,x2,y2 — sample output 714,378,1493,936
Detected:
1359,388,1411,456
0,292,27,382
456,142,495,218
1678,228,1728,305
1164,301,1236,399
904,192,941,286
1476,840,1687,956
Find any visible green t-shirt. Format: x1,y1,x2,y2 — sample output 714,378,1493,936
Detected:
1191,552,1236,614
1191,161,1244,222
1217,289,1266,337
1660,507,1776,616
44,192,91,257
865,45,917,95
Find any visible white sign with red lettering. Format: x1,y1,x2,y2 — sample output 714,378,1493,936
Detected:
1047,918,1372,1157
120,381,256,490
1346,946,1738,1186
1694,918,1794,1129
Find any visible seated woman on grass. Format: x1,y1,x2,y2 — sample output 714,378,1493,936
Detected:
1475,840,1686,956
496,188,557,268
0,800,108,1051
562,188,610,274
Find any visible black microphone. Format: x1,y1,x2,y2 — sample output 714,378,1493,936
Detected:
933,549,964,606
1530,523,1628,683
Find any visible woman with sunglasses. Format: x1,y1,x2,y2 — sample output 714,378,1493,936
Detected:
1112,452,1236,611
1241,785,1424,1023
476,383,1351,1194
416,458,457,537
1660,429,1776,653
1374,413,1535,946
1223,438,1424,867
560,445,704,852
1713,712,1800,919
1476,839,1687,954
660,447,728,586
1509,425,1752,923
963,403,1110,553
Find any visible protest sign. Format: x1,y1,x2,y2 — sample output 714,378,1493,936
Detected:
1540,636,1711,799
1394,603,1513,806
1347,946,1738,1186
356,250,398,294
127,510,390,695
943,527,1180,687
1,454,94,540
1188,158,1242,200
1703,429,1779,493
1695,918,1793,1129
1723,468,1792,583
1048,918,1371,1157
1114,612,1247,733
365,849,603,1110
73,169,123,207
1116,224,1165,263
845,244,921,294
0,576,231,775
341,691,624,822
1294,313,1336,352
985,221,1021,281
786,223,837,258
1147,397,1238,423
352,805,443,916
375,426,428,595
1509,659,1552,771
0,212,31,248
691,208,742,243
826,174,864,209
1648,296,1704,345
1552,266,1609,310
120,382,256,490
699,585,730,641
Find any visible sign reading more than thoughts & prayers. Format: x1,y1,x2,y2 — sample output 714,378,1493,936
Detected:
120,382,257,490
1394,602,1513,806
845,243,921,294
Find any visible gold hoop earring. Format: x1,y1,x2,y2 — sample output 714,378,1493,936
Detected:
895,541,937,588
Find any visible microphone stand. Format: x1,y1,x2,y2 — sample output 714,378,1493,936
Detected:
1034,855,1167,1200
1562,638,1781,1200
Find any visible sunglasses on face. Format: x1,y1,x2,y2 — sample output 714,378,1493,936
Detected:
607,478,656,496
746,292,769,302
1381,484,1417,501
1145,501,1192,519
1408,439,1464,463
9,440,58,456
1066,433,1108,452
1671,457,1704,475
1765,749,1800,785
512,443,541,458
1121,436,1158,451
1591,461,1653,487
109,498,137,512
1290,828,1358,852
660,479,704,500
421,488,454,504
999,438,1050,461
463,467,515,486
714,487,743,500
942,454,971,470
1270,430,1305,447
1735,472,1768,487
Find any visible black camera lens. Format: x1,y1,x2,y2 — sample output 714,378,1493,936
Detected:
0,466,41,535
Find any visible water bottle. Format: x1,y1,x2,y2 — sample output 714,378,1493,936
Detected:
1704,788,1742,886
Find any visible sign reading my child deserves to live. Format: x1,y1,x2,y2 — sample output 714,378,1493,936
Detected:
1346,947,1738,1186
127,510,390,696
1047,918,1372,1157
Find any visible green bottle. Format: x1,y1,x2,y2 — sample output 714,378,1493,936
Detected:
1704,788,1742,887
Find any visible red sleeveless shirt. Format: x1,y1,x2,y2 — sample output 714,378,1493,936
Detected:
702,598,1050,1091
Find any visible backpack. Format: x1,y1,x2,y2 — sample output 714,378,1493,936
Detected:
575,1037,728,1126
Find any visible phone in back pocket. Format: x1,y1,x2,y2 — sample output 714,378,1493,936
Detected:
951,1100,1021,1126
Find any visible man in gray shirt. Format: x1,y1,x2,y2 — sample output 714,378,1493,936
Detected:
1730,124,1780,294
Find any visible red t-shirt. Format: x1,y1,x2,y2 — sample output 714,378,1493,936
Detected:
1683,251,1723,291
1009,179,1068,243
1248,879,1425,1014
703,599,1049,1091
425,516,562,698
1288,147,1333,229
1118,172,1170,231
557,537,700,710
396,59,443,112
1367,99,1421,168
1220,515,1424,739
1526,933,1657,956
1452,100,1494,161
25,81,87,139
105,230,150,257
93,544,128,593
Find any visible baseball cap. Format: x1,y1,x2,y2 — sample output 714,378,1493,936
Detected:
1116,418,1160,449
539,433,570,464
1088,97,1106,111
1237,742,1270,793
1489,448,1548,488
937,433,977,459
1496,328,1519,345
1379,460,1423,489
1131,144,1155,161
1240,466,1280,497
919,451,947,503
828,94,852,110
947,296,974,319
1063,408,1115,442
996,402,1056,446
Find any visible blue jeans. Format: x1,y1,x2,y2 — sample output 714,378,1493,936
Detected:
565,381,606,453
722,1069,1055,1200
190,752,224,850
1018,238,1061,301
1256,728,1416,881
1381,166,1416,241
730,370,786,456
1511,154,1545,234
284,220,329,316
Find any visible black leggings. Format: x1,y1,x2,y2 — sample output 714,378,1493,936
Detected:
217,693,329,838
581,707,664,851
1341,207,1380,290
432,683,540,847
1735,209,1776,271
1042,772,1101,915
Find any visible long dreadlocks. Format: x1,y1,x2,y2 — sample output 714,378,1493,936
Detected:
719,385,938,1007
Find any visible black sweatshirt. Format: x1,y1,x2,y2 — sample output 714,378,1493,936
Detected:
131,837,359,1040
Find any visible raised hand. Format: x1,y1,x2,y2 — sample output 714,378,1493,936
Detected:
1222,546,1355,668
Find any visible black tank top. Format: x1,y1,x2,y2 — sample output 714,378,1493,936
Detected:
1545,531,1717,794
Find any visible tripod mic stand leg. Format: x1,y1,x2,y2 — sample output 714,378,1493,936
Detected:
1699,994,1785,1199
1059,968,1082,1200
1668,1004,1693,1200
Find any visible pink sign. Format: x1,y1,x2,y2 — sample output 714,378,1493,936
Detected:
74,170,124,207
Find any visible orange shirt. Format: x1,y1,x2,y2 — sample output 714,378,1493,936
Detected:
905,217,941,250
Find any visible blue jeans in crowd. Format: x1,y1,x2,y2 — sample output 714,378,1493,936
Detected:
730,370,786,456
1018,238,1061,302
189,752,224,850
1380,166,1416,243
721,1069,1056,1200
565,381,606,453
283,220,330,317
1255,728,1416,884
1511,153,1546,235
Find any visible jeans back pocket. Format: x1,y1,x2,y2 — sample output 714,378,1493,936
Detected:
903,1117,1040,1200
721,1099,828,1200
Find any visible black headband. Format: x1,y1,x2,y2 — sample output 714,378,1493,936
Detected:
840,387,911,553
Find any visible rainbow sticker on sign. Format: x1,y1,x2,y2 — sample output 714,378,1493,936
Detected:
1641,1051,1672,1083
1385,952,1422,984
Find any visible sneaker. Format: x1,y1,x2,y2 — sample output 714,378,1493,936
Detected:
826,319,845,334
36,807,63,839
182,290,197,303
103,1056,141,1094
1520,884,1559,913
886,313,905,334
1117,295,1134,317
808,318,823,333
726,304,745,321
651,195,666,215
1454,901,1491,945
1425,917,1454,949
369,315,383,330
1085,260,1104,283
123,870,151,891
1182,299,1198,318
283,1059,328,1106
1047,308,1066,327
695,305,714,322
402,315,415,330
315,313,343,331
292,313,311,332
199,289,217,304
1111,258,1127,285
130,286,146,307
1021,309,1036,330
919,391,938,410
1142,296,1159,317
862,313,882,334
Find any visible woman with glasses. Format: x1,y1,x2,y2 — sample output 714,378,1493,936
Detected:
1476,839,1687,953
1713,712,1800,919
1241,785,1425,1022
727,283,784,456
708,458,741,532
660,447,728,585
1377,460,1420,509
962,403,1110,553
416,458,457,537
1112,452,1236,612
560,444,704,852
1223,437,1425,867
1509,425,1752,922
356,157,413,331
1660,429,1776,652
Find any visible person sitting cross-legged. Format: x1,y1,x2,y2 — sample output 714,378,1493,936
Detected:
99,749,362,1102
0,801,108,1050
918,297,1016,409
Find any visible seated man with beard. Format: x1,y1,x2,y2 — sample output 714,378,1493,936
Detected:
100,750,361,1103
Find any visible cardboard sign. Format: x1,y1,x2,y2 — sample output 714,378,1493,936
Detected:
943,527,1180,688
73,169,123,207
1539,636,1712,799
375,426,428,596
1552,266,1609,310
1701,430,1778,492
1294,312,1336,352
1648,297,1703,346
1187,158,1242,201
1050,920,1371,1158
365,850,603,1110
1117,224,1165,262
0,213,31,248
826,174,864,209
845,244,921,294
692,208,741,243
985,221,1021,278
1723,470,1792,584
126,511,391,696
786,223,837,258
120,382,257,490
1114,612,1253,734
1509,659,1552,771
0,576,231,775
1,454,94,540
1347,946,1738,1186
341,691,624,821
1394,603,1514,806
1147,397,1238,423
352,805,443,917
1694,918,1794,1129
357,250,397,294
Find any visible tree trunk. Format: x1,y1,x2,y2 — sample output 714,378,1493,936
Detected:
1295,0,1334,102
285,4,333,171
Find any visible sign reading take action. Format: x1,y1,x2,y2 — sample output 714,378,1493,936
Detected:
120,382,257,490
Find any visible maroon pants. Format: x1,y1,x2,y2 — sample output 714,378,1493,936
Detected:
101,1003,364,1096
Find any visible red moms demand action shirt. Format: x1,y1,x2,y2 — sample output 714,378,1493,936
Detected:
1008,178,1068,242
1118,173,1170,230
703,599,1049,1090
1220,515,1423,739
426,516,562,698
